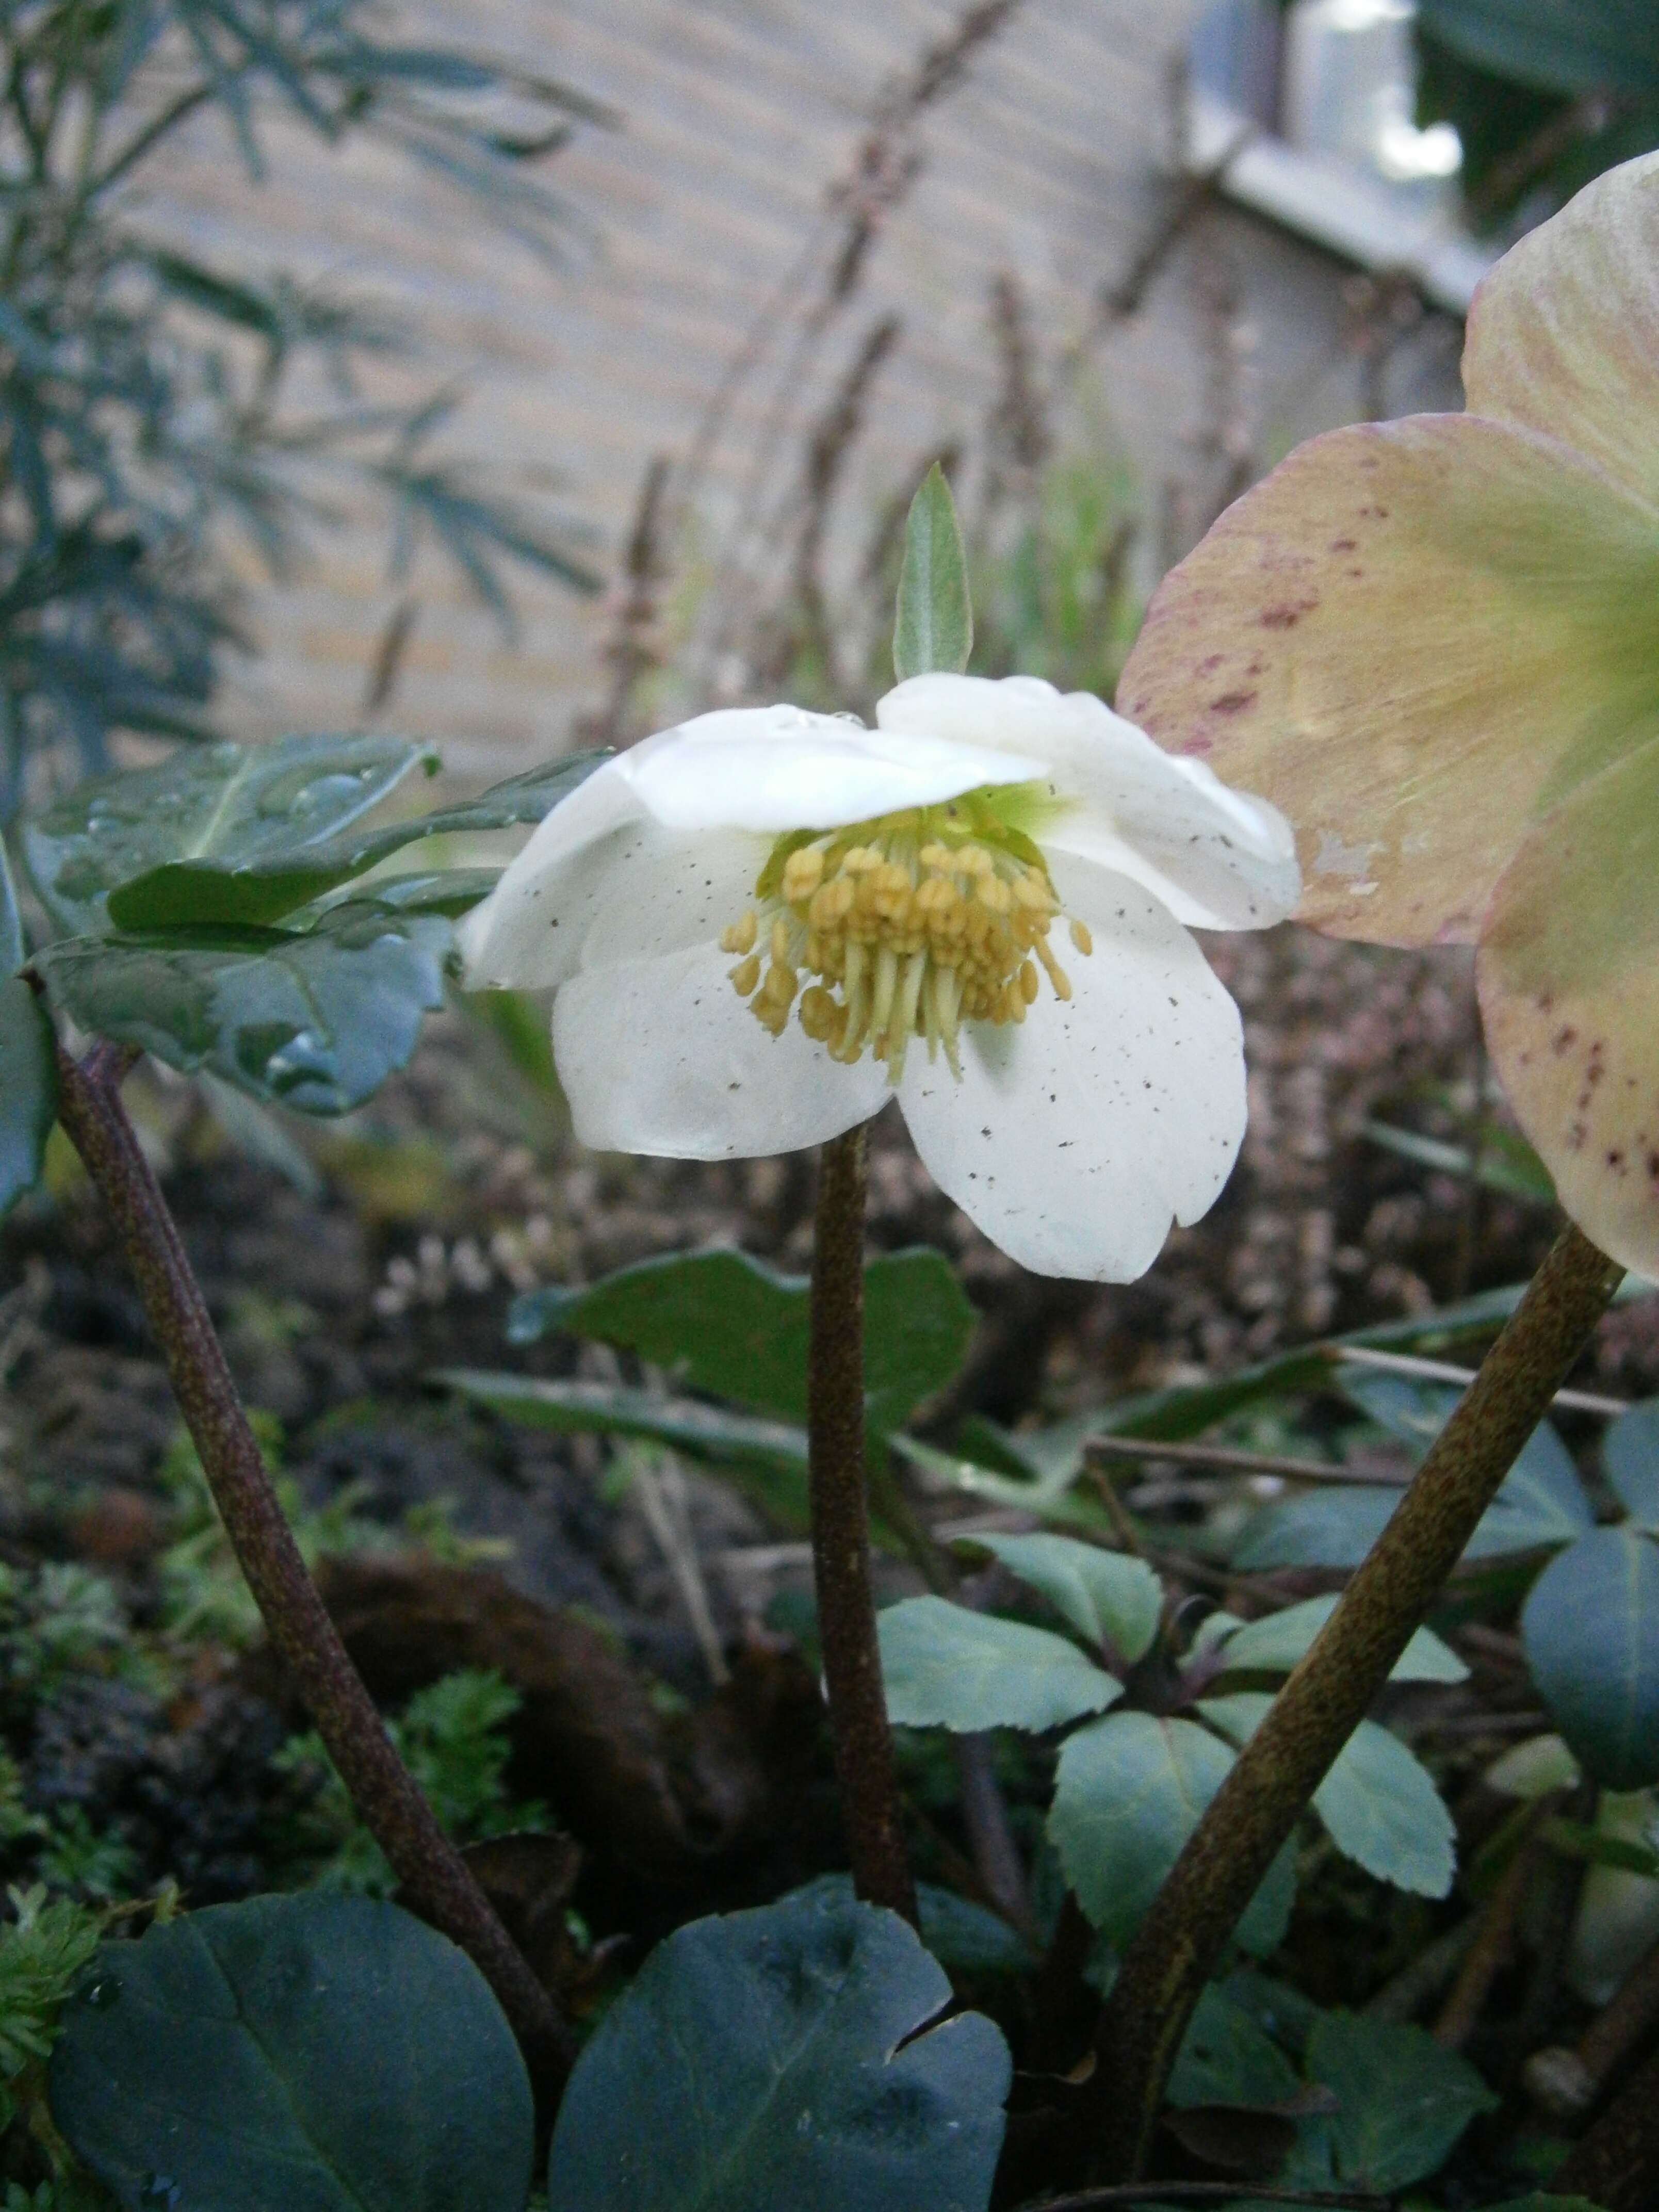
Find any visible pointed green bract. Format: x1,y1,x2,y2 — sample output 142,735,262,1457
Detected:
893,463,973,683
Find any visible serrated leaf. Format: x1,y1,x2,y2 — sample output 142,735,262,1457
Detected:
34,906,453,1115
1049,1711,1294,1955
877,1596,1120,1733
1522,1526,1659,1788
892,464,972,682
48,1893,533,2212
1210,1596,1467,1683
1199,1694,1456,1896
791,1876,1033,1974
106,752,607,931
23,735,433,935
964,1534,1163,1663
1604,1397,1659,1532
509,1245,973,1450
546,1889,1010,2212
1295,2011,1496,2192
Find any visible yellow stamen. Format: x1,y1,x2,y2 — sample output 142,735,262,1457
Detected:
1070,918,1093,956
726,798,1092,1081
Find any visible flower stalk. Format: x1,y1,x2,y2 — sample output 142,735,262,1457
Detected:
1087,1220,1624,2182
808,1121,918,1924
52,1043,577,2093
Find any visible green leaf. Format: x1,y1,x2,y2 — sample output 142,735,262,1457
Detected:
1359,1115,1556,1205
1418,0,1659,98
1522,1526,1659,1787
877,1596,1120,1733
105,751,608,931
34,906,454,1115
545,1888,1010,2212
892,464,973,682
0,839,54,1219
1048,1712,1294,1955
509,1245,974,1450
1199,1695,1456,1897
1169,1980,1302,2111
436,1367,808,1484
792,1876,1033,1974
1209,1596,1468,1683
1295,2011,1496,2192
48,1893,533,2212
23,735,434,935
963,1534,1163,1663
1232,1487,1401,1570
1603,1398,1659,1532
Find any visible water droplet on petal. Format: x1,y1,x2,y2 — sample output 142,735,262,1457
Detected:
766,705,806,732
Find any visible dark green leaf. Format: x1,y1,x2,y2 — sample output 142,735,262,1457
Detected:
545,1889,1010,2212
962,1533,1163,1664
436,1369,809,1516
1199,1694,1456,1896
877,1596,1121,1733
789,1877,1033,1974
1210,1596,1467,1683
104,750,608,931
49,1893,533,2212
509,1245,974,1446
1539,1815,1659,1878
34,906,453,1115
0,979,57,1219
24,735,433,935
1603,1398,1659,1532
1169,1981,1302,2111
1522,1527,1659,1788
1294,2011,1496,2192
1418,0,1659,97
1048,1712,1294,1955
892,464,973,683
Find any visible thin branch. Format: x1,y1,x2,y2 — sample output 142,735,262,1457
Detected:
1086,1436,1408,1489
1086,1222,1624,2183
808,1123,917,1924
53,1046,576,2093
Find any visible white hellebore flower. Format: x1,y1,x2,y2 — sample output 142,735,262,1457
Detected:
461,674,1298,1281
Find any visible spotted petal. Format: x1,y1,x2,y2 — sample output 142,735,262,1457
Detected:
896,857,1244,1281
1478,737,1659,1278
459,753,649,990
877,673,1299,930
1117,414,1659,946
552,940,888,1160
1465,151,1659,513
618,705,1038,832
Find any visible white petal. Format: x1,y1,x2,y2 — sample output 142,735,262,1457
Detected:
575,829,767,970
616,704,1037,831
896,859,1246,1280
458,755,649,990
877,673,1298,930
552,941,888,1159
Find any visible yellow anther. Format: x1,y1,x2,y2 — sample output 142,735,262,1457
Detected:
1070,918,1094,956
726,800,1080,1081
782,846,825,902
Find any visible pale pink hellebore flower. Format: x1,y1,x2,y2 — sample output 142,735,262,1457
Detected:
1117,152,1659,1278
461,675,1297,1281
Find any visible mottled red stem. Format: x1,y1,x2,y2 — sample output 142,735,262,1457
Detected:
1089,1221,1623,2182
54,1045,575,2089
809,1122,917,1924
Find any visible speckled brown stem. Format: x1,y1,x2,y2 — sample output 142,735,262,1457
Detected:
54,1045,576,2089
809,1121,918,1925
1088,1221,1624,2183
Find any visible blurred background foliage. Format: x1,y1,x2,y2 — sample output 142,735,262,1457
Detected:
0,0,606,812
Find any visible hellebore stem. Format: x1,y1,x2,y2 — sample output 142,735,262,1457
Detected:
54,1045,577,2092
808,1120,918,1925
1088,1220,1624,2183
